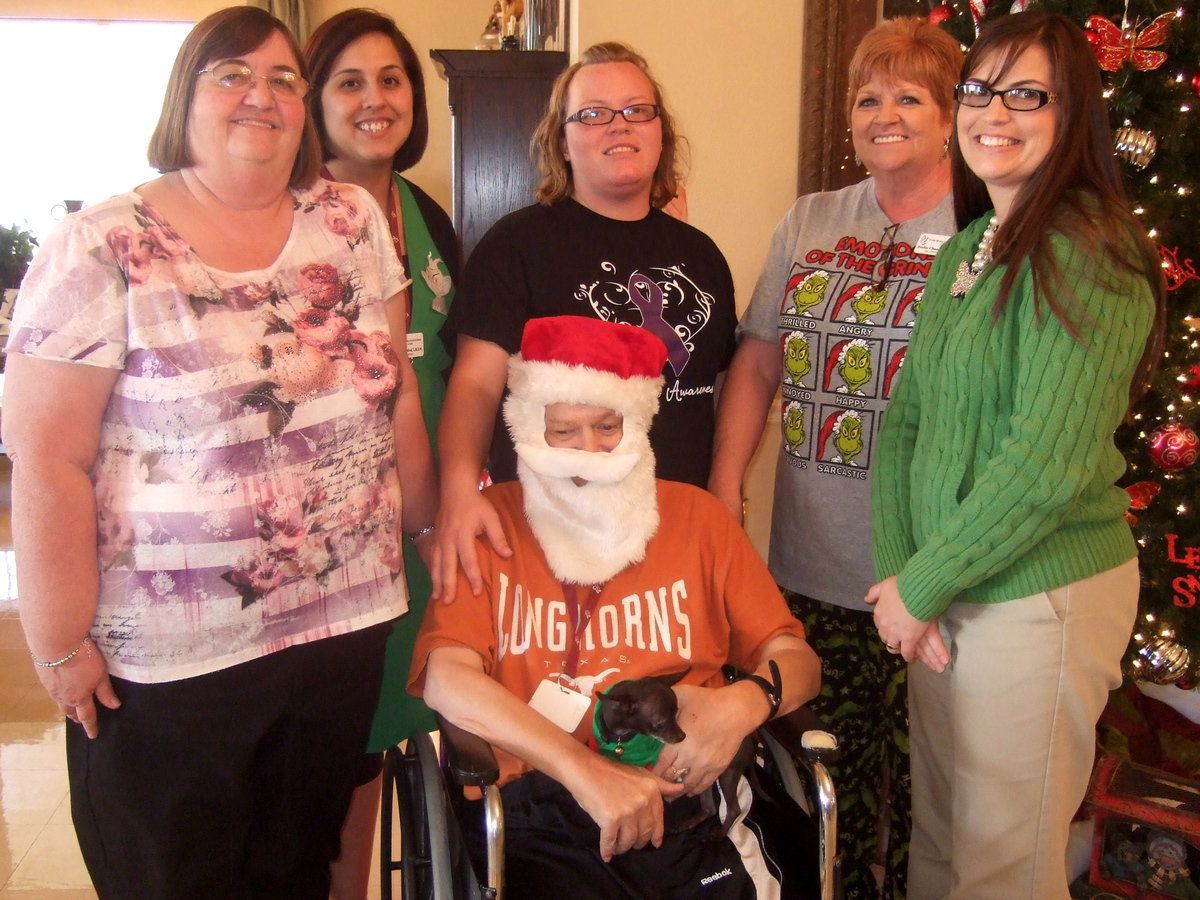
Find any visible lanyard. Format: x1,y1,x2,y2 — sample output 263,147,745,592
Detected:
317,166,412,332
561,583,603,679
385,179,413,332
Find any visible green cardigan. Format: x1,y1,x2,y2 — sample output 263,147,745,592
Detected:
871,211,1155,621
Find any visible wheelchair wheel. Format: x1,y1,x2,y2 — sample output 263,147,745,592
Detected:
380,732,486,900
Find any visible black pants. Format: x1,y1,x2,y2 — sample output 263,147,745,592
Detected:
462,768,819,899
68,623,391,900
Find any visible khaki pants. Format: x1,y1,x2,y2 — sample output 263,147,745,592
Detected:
906,560,1138,900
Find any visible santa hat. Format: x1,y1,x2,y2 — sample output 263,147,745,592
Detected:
883,346,907,398
505,317,667,445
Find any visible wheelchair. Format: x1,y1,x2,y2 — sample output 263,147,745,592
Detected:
380,701,843,900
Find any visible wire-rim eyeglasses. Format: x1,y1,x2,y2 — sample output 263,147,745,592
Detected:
196,61,310,100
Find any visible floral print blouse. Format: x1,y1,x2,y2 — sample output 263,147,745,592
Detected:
6,179,412,682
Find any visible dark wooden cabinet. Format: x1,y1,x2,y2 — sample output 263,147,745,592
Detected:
430,49,568,262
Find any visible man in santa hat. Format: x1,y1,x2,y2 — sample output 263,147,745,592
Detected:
410,315,820,897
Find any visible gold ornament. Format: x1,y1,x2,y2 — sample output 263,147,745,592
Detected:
1114,126,1158,170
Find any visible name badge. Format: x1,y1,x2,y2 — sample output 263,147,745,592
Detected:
914,233,952,256
529,679,591,732
406,332,425,360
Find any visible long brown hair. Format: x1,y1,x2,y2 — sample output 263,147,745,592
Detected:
147,6,321,188
951,10,1165,408
530,42,686,208
303,8,430,173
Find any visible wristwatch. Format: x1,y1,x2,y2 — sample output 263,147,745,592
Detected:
736,659,782,720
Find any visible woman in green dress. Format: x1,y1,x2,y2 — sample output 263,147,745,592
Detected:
305,10,458,897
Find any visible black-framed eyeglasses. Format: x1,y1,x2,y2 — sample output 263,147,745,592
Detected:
563,104,660,126
872,222,900,293
197,61,310,100
954,81,1057,111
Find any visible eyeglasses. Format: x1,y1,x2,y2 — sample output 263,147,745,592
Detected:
872,222,900,292
197,61,309,100
954,81,1057,111
563,104,660,126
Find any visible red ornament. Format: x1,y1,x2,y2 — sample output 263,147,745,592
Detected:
1193,73,1200,96
1085,29,1101,48
1183,365,1200,391
1085,12,1175,71
930,4,953,24
1148,423,1200,472
1125,480,1162,510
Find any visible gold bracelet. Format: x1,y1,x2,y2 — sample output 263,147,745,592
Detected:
31,637,92,668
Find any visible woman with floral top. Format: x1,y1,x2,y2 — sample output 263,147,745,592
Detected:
1,7,435,898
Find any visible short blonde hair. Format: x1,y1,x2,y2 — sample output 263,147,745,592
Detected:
844,18,963,121
531,42,686,208
148,6,322,189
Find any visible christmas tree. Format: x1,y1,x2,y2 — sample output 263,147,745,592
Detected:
1071,0,1200,687
902,0,1200,682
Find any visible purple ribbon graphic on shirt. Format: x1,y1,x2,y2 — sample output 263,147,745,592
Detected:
627,271,690,377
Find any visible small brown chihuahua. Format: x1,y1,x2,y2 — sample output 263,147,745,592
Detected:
594,670,688,747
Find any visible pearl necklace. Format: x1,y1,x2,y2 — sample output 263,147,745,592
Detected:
950,215,1000,297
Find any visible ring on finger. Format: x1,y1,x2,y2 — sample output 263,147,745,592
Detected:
673,766,689,783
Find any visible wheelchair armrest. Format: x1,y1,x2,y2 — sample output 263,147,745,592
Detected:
761,705,841,766
759,705,841,900
720,666,840,765
435,714,501,787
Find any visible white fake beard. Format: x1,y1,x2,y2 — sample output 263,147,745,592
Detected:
516,435,659,586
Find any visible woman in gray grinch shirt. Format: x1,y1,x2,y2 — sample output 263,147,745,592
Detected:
708,18,961,900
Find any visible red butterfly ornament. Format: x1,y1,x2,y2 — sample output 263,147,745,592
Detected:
1085,12,1176,72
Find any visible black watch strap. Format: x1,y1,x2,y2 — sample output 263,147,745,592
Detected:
738,659,782,720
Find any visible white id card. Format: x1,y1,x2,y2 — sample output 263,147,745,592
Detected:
914,232,952,256
529,679,591,732
406,332,425,360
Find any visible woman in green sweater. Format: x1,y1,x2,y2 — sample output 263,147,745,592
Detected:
867,11,1165,899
